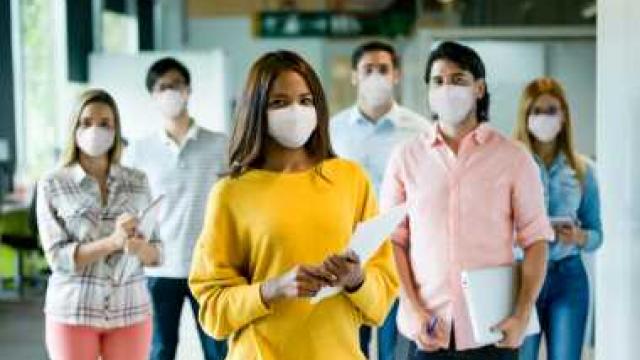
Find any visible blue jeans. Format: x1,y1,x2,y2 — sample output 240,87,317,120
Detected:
360,299,399,360
519,255,589,360
147,277,227,360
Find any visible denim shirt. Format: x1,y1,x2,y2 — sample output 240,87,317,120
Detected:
535,153,603,261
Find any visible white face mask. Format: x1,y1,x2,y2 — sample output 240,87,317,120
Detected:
267,104,318,149
528,114,562,143
429,85,476,126
76,127,115,157
156,89,187,119
359,73,394,108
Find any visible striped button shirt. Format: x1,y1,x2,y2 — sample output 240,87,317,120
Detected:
37,163,161,328
124,123,228,278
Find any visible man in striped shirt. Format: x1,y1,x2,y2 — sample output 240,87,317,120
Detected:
124,57,228,360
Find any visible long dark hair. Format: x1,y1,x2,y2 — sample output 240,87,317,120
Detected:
425,41,490,123
228,50,335,177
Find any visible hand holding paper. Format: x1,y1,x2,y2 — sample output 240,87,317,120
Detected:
116,195,164,281
123,234,147,255
320,250,364,291
110,213,137,251
260,264,338,306
310,203,408,304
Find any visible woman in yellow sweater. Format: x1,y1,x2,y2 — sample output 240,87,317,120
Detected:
188,50,398,360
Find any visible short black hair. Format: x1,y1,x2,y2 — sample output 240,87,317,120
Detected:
351,41,400,70
145,57,191,93
425,41,490,123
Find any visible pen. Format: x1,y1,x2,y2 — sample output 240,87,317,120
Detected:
426,316,439,337
139,194,165,219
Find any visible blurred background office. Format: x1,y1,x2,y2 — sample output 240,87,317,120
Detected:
0,0,637,359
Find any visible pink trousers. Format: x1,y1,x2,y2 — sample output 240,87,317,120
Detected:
45,317,152,360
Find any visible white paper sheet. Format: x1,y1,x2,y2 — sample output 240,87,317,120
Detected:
310,203,408,304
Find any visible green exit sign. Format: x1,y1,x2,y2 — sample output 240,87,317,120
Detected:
255,11,415,38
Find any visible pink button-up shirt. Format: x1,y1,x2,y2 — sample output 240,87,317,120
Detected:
381,123,553,351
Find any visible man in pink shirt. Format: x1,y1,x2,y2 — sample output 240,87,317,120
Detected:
381,41,554,359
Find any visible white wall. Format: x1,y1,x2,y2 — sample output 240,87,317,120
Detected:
596,1,640,358
187,17,327,116
153,0,186,50
547,41,596,158
89,50,227,139
462,41,546,135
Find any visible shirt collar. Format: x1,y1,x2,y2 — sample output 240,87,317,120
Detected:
349,102,400,127
70,162,122,185
534,151,568,172
472,123,492,144
70,163,86,184
160,119,199,146
428,122,492,148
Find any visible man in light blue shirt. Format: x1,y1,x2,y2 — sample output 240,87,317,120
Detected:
124,58,228,360
330,41,430,360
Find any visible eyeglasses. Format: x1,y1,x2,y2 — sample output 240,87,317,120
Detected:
154,82,186,92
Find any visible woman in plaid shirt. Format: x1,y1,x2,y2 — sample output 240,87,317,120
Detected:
37,89,163,360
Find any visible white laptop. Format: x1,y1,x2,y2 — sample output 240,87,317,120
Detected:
461,265,540,346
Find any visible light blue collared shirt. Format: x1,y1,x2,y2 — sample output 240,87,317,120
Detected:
330,103,430,194
535,153,603,261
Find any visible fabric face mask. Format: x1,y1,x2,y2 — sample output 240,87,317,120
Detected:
156,89,187,119
429,85,476,125
359,73,394,108
267,104,318,149
528,114,563,143
76,127,115,157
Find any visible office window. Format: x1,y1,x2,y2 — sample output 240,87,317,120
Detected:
103,10,138,53
16,0,60,182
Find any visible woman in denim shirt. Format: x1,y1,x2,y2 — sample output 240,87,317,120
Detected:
514,78,602,360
